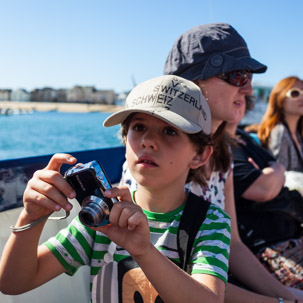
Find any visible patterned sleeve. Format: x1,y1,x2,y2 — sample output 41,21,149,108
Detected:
44,217,96,275
119,160,138,191
191,204,231,284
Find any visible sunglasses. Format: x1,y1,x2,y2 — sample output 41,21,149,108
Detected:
286,87,303,99
217,70,253,87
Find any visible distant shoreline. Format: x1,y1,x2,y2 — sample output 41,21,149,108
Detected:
0,101,124,113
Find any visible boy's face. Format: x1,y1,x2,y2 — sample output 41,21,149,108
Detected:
125,113,204,190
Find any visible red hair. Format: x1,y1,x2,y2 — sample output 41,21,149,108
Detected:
258,76,303,148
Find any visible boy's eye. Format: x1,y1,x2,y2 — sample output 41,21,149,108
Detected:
131,123,145,132
163,127,177,136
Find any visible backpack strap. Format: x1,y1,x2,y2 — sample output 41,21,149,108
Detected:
177,192,210,273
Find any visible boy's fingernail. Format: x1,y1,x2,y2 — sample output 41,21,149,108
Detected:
55,205,61,211
69,191,76,199
65,203,73,211
68,157,76,162
106,189,112,195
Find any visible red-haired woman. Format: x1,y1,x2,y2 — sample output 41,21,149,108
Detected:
258,76,303,195
259,76,303,172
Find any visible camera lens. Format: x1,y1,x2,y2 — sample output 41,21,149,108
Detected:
79,209,98,227
79,196,110,227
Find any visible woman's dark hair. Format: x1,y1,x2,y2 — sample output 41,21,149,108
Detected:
193,79,233,175
209,122,233,174
121,113,214,187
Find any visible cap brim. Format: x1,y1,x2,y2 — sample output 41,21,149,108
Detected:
103,108,203,134
172,55,267,82
235,56,267,73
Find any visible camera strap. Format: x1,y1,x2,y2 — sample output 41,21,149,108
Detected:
10,210,70,232
177,192,210,273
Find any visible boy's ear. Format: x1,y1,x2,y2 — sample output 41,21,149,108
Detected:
190,145,213,169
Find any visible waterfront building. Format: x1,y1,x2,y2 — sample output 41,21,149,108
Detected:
11,89,30,102
0,89,12,101
30,87,57,102
66,85,115,104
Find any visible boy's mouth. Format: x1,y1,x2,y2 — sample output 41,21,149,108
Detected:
137,156,158,166
140,160,154,164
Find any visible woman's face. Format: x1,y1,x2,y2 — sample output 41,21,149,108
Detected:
197,76,253,132
283,80,303,118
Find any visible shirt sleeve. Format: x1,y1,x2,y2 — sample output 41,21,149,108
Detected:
44,216,95,276
232,144,262,201
191,205,231,284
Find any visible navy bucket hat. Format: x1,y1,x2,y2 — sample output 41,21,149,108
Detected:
164,23,267,81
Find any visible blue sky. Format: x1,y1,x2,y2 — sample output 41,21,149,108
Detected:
0,0,302,93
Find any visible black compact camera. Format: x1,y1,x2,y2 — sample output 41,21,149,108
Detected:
64,160,118,227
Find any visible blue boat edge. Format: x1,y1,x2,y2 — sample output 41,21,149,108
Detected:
0,146,126,213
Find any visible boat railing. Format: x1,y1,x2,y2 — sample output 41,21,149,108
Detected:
0,146,125,302
0,146,126,212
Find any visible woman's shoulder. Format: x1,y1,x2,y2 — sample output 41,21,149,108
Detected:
271,122,286,134
269,123,289,149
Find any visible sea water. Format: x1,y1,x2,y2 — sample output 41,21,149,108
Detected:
0,111,122,160
0,100,268,161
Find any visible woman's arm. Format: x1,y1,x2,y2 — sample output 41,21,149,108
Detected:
226,283,302,303
242,160,285,201
225,172,298,301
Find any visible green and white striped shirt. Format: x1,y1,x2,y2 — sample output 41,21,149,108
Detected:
45,197,230,302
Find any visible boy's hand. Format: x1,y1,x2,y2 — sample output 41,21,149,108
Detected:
93,187,151,258
23,153,77,221
104,186,132,203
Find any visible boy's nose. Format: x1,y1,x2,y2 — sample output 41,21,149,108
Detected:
140,132,158,150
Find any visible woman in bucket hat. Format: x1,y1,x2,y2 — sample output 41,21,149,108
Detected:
121,23,302,302
164,23,302,302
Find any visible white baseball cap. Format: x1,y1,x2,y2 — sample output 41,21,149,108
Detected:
103,75,211,134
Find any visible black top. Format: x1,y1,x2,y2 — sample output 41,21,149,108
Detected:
232,128,301,251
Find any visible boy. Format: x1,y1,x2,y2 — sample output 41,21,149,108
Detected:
0,75,230,302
